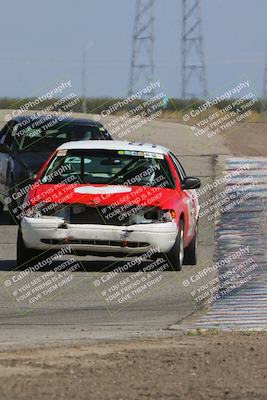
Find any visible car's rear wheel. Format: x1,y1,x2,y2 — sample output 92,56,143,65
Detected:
17,230,42,268
184,223,198,265
166,220,184,271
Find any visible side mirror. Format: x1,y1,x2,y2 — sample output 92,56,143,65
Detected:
0,143,10,153
181,176,201,190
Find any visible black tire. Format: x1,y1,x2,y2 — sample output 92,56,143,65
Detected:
184,223,198,265
0,201,3,215
166,220,184,271
8,203,18,225
16,230,41,268
7,187,22,225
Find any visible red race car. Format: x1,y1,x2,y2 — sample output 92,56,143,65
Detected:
18,141,201,270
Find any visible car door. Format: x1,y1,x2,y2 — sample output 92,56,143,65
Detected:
169,152,198,242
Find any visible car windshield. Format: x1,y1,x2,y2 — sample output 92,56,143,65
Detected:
40,149,175,188
12,118,110,152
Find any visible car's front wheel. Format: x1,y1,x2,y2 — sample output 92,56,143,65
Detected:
17,230,42,268
7,187,21,225
166,220,184,271
184,223,198,265
0,201,3,215
8,201,18,225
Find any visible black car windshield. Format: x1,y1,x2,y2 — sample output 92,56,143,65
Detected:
40,149,175,188
12,118,110,152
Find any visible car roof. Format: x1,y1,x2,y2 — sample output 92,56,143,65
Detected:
10,115,102,126
57,140,169,155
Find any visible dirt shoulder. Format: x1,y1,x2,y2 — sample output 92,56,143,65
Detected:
0,331,266,400
223,122,267,157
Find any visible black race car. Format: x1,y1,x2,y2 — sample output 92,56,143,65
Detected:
0,114,112,223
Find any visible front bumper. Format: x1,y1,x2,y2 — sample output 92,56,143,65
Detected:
21,217,178,255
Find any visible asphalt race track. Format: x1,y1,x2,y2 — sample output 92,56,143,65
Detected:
0,114,231,347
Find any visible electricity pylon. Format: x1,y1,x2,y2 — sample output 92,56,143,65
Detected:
81,50,87,113
181,0,208,99
263,43,267,99
128,0,156,97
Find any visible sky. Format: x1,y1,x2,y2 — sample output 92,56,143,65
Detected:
0,0,266,99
